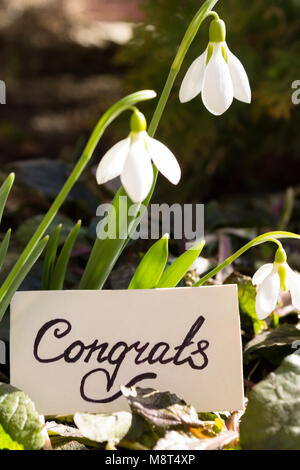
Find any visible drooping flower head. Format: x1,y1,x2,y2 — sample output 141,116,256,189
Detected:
96,109,181,203
179,17,251,115
252,246,300,320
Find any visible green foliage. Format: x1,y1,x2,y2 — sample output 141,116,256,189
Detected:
42,224,62,290
0,173,14,225
128,235,169,289
49,221,81,290
128,238,206,290
240,354,300,450
0,423,24,450
0,383,44,450
16,214,76,247
0,174,52,320
225,272,265,335
41,220,83,290
80,187,147,290
0,230,11,271
244,324,300,365
118,0,300,201
157,241,205,288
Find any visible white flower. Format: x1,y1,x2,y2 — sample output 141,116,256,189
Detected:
96,111,181,203
179,19,251,116
189,257,210,275
252,253,300,320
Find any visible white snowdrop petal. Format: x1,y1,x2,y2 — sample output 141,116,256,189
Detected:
286,266,300,311
252,263,274,286
190,257,210,275
121,138,154,203
255,302,269,321
227,46,251,104
255,272,280,320
147,137,181,185
96,137,131,184
202,44,233,116
179,50,207,103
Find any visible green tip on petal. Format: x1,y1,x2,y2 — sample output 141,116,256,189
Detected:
278,264,287,291
275,247,287,264
206,43,214,65
130,109,147,133
209,19,226,43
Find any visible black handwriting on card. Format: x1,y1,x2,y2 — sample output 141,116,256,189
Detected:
33,316,209,403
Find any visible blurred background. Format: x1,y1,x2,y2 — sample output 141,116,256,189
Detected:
0,0,299,294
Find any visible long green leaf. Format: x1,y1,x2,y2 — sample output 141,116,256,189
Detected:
0,236,49,320
80,186,142,290
0,173,14,226
49,221,81,290
157,241,205,288
42,224,62,289
0,229,11,271
128,235,169,290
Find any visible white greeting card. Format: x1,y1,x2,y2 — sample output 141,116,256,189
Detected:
10,286,243,415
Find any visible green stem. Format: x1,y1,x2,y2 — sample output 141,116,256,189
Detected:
193,231,300,287
80,0,220,290
0,90,156,309
206,11,220,21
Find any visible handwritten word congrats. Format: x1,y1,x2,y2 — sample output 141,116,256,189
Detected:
33,315,209,403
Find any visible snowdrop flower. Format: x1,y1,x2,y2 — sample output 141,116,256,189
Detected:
179,18,251,115
189,257,210,275
96,109,181,203
252,247,300,320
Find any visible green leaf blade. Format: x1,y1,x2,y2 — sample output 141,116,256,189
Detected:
42,224,62,290
128,235,169,290
157,241,205,288
0,229,11,271
0,173,14,226
49,221,81,290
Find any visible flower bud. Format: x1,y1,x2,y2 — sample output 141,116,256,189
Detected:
275,247,287,265
130,110,147,133
209,19,226,43
278,264,287,292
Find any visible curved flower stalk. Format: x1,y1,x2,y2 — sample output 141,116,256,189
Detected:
253,246,300,320
179,17,251,115
193,232,300,287
96,109,181,203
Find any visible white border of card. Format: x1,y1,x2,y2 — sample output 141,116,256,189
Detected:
10,286,244,415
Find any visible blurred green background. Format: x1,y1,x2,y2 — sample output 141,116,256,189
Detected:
0,0,299,294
